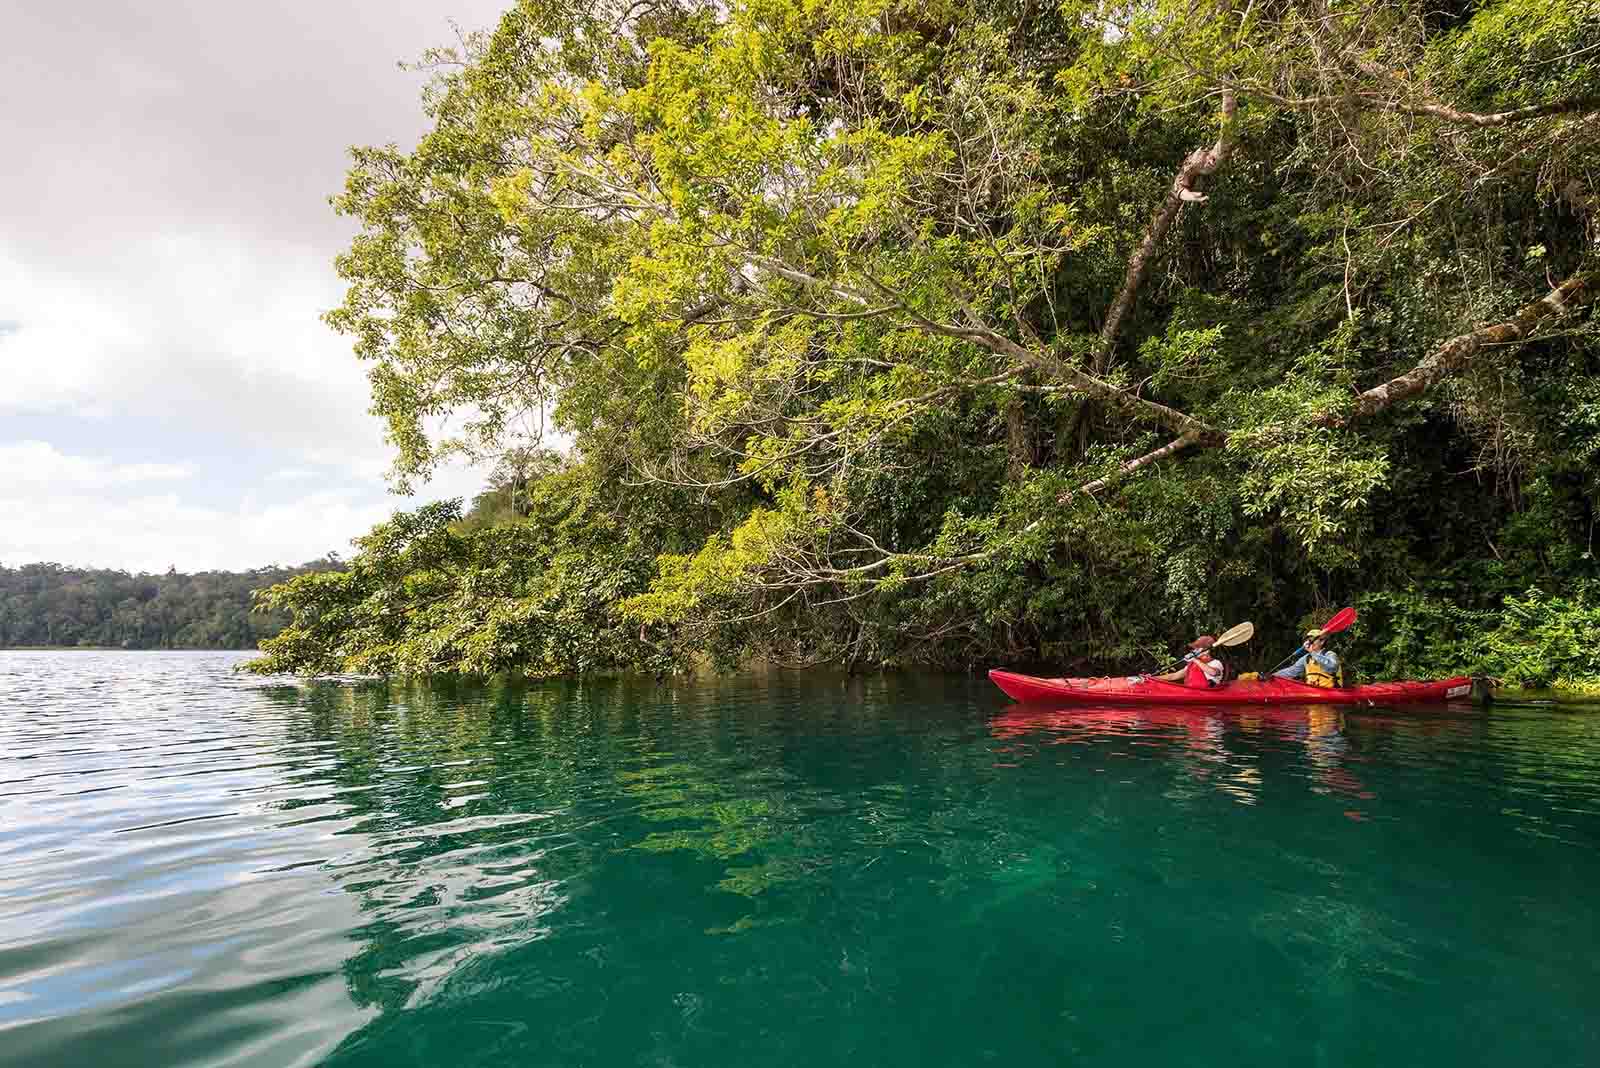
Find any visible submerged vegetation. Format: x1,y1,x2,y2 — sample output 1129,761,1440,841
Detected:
251,0,1600,686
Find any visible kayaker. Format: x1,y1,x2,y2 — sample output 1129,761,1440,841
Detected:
1153,635,1226,688
1275,629,1344,687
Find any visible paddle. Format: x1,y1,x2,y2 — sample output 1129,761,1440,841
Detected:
1267,607,1358,676
1147,621,1254,676
1214,620,1255,650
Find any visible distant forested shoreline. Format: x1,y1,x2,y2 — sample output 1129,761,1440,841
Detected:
0,561,341,650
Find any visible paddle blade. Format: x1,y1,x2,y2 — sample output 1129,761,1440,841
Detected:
1318,607,1358,636
1215,621,1254,647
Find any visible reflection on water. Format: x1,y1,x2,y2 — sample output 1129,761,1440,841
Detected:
991,703,1380,809
2,652,1599,1067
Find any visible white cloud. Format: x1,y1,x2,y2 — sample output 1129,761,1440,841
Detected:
0,486,391,573
0,0,512,571
0,441,194,491
0,441,491,572
0,240,374,439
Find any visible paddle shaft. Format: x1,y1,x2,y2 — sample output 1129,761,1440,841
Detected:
1267,646,1313,677
1152,621,1253,675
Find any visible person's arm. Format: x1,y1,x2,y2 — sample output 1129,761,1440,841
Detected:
1306,649,1339,672
1274,653,1307,679
1151,668,1186,683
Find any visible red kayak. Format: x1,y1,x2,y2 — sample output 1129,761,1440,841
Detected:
988,670,1476,706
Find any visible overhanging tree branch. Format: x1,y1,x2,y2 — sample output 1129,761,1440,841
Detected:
1251,88,1600,128
1058,431,1209,504
1324,273,1594,424
1334,49,1600,129
743,250,1222,441
1049,273,1595,505
1093,93,1238,374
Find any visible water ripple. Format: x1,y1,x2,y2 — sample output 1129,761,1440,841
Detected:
2,653,1599,1067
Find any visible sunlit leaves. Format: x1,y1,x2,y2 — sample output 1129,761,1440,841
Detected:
289,0,1600,681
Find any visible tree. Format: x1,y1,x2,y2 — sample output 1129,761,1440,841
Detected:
267,0,1599,676
0,561,338,649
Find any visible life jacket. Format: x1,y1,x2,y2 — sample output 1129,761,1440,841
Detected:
1305,653,1345,688
1184,657,1223,688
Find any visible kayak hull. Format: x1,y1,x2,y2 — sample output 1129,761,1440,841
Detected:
988,670,1475,706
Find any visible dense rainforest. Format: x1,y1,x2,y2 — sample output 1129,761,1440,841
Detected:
1,562,337,650
251,0,1600,689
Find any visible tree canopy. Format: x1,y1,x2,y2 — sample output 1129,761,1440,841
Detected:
252,0,1600,688
0,561,337,650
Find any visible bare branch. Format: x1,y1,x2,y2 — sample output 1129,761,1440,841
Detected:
1394,95,1600,128
1325,273,1595,424
1093,93,1238,374
1056,276,1595,505
1334,50,1600,128
935,318,1221,441
1057,431,1208,504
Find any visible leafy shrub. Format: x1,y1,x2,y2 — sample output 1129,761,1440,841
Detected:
1479,585,1600,688
1352,583,1600,690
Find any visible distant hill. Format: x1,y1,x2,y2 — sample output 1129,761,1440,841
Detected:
0,560,342,650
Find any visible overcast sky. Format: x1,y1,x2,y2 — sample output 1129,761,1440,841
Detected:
0,0,511,573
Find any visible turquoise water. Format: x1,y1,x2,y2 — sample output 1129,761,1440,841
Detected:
2,652,1598,1066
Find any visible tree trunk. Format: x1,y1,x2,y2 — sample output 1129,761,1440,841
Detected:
1005,395,1035,480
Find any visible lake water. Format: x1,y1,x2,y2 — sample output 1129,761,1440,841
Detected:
2,651,1598,1066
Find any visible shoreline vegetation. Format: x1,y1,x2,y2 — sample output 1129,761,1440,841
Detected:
44,3,1600,691
0,562,336,651
243,1,1600,692
5,642,1598,702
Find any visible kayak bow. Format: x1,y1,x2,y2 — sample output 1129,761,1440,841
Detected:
988,670,1475,706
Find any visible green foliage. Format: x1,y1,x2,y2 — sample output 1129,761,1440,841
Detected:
1353,583,1600,689
1349,588,1499,683
1230,423,1391,563
1482,585,1600,688
247,461,712,678
252,0,1600,682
